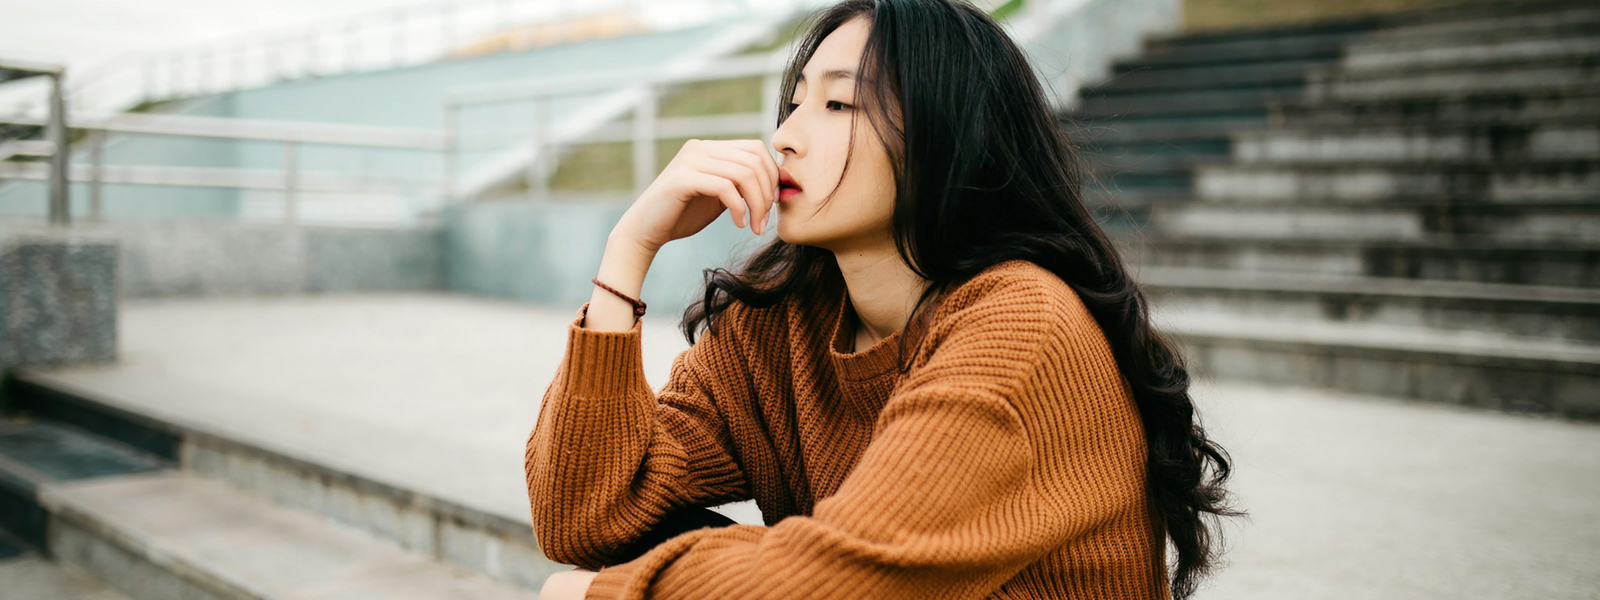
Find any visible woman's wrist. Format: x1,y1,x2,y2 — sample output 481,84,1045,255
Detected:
582,232,658,332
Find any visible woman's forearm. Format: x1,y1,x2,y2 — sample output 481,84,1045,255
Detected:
584,231,658,332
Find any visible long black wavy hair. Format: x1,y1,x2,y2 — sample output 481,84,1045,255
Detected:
680,0,1240,596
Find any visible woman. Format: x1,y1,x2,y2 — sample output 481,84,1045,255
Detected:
526,0,1240,598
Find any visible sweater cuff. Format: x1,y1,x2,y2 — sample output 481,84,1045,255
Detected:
583,560,642,600
562,302,653,399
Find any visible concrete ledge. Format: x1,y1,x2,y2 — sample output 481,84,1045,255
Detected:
40,472,541,600
6,370,565,593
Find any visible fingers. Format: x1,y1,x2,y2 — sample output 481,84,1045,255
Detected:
707,144,776,235
686,171,749,231
697,154,771,235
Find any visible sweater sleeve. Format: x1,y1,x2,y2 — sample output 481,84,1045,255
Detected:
580,285,1151,599
525,301,754,568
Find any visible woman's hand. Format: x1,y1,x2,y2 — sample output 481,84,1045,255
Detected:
613,138,780,254
540,568,600,599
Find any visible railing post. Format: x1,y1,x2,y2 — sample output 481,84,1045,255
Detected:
284,141,300,224
443,101,459,203
529,95,550,198
632,84,657,195
89,130,105,223
46,71,70,225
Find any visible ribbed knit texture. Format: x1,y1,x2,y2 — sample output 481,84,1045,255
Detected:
525,259,1170,599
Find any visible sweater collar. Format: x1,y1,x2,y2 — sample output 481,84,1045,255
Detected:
826,287,931,382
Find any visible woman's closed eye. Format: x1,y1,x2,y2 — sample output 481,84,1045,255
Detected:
786,101,853,112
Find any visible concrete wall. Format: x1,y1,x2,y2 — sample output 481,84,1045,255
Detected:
440,197,774,319
0,225,118,373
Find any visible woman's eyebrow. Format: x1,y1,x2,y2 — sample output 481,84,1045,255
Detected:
795,68,856,84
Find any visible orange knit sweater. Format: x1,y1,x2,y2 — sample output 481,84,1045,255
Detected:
525,259,1169,599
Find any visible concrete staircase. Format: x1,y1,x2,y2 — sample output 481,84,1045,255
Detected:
1071,0,1600,419
0,373,554,599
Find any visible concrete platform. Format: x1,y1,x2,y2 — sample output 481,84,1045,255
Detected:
0,553,131,600
7,292,1597,598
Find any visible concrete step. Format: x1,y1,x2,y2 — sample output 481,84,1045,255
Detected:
1071,88,1278,121
0,552,132,600
1268,87,1600,129
0,373,567,596
1308,60,1600,102
1093,60,1323,95
1116,34,1348,72
1075,118,1266,145
1233,122,1600,164
1143,17,1378,52
1149,200,1600,244
1163,313,1600,420
1195,160,1600,203
1143,267,1600,343
1,415,539,599
1343,29,1600,75
1087,154,1228,180
42,471,541,600
1128,236,1600,289
1366,4,1600,43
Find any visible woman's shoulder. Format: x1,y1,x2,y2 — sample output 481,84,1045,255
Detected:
932,259,1094,331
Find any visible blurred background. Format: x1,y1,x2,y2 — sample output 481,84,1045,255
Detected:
0,0,1595,598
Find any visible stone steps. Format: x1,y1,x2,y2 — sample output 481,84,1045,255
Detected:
1149,200,1600,244
1363,4,1600,42
1232,122,1600,164
1270,87,1600,128
0,373,561,599
1164,312,1600,419
1143,267,1600,343
1194,159,1600,203
1310,60,1600,102
1131,237,1600,289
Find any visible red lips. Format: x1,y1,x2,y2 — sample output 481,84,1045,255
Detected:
778,168,801,191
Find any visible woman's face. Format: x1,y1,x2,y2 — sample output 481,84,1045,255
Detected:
771,16,897,254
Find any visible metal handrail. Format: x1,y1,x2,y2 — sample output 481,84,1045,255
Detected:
444,51,789,199
0,112,447,225
61,0,759,116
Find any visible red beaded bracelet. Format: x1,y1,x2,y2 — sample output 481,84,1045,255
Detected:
591,277,647,317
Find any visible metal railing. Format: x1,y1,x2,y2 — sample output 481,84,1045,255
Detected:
0,58,68,224
62,0,759,115
437,0,1176,199
0,112,447,225
444,51,788,199
1,0,1178,224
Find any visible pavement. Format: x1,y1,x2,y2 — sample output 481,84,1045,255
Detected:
11,291,1598,599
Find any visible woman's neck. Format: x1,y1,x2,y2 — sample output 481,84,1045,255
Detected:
833,247,931,351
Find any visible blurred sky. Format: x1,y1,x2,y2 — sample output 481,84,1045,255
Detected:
0,0,426,67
